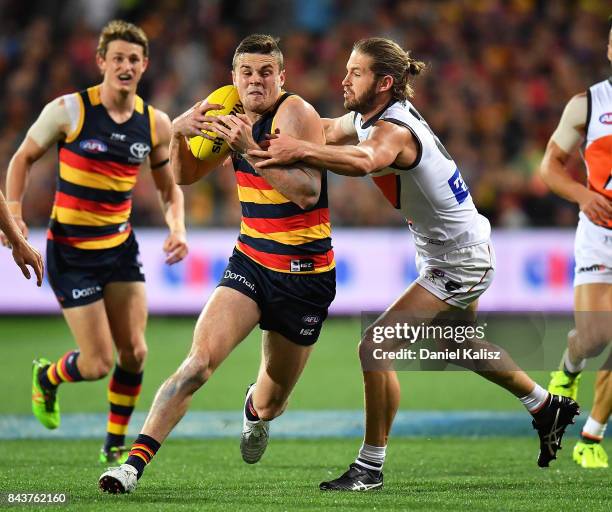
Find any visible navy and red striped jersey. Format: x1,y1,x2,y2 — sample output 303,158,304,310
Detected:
48,85,156,250
231,93,334,274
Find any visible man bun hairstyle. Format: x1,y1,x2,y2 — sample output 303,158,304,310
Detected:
97,19,149,58
354,37,426,101
232,34,284,70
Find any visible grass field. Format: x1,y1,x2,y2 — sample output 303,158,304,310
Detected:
1,316,609,511
0,316,601,413
1,438,610,511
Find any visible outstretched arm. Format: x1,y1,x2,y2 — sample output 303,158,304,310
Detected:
540,94,612,225
150,109,189,265
248,119,416,177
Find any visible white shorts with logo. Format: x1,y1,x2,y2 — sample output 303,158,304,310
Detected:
415,241,495,309
574,214,612,287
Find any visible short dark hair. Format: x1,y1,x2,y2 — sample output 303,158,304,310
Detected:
353,37,426,101
97,19,148,58
232,34,284,70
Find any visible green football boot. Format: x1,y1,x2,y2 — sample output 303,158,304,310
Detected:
572,441,609,468
547,370,581,401
31,358,60,429
99,446,130,464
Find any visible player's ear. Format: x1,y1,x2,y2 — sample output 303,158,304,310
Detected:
141,56,149,73
279,69,286,88
231,70,237,88
95,52,106,76
378,75,393,93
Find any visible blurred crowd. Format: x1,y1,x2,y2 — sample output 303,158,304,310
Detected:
0,0,610,229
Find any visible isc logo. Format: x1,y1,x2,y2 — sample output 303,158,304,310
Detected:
300,328,315,336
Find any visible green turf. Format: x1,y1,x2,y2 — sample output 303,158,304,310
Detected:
0,438,609,511
0,316,601,414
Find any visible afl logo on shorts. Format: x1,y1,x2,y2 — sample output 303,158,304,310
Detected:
302,314,320,326
80,139,108,153
130,142,151,161
599,112,612,124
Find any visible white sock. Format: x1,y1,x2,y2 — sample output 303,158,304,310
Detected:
563,347,586,374
582,416,607,441
355,442,386,472
519,383,549,413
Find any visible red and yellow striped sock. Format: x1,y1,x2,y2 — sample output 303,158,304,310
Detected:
104,365,143,450
39,351,84,389
126,434,161,478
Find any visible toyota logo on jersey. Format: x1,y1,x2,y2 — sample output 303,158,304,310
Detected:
129,142,151,161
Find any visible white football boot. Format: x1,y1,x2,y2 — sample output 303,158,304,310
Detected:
99,464,138,494
240,384,270,464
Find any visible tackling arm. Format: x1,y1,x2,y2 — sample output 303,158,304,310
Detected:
249,120,415,177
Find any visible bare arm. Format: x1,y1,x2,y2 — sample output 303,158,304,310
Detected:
322,113,358,145
211,97,326,210
0,190,44,286
249,119,416,177
540,94,612,224
150,109,189,265
3,96,71,241
169,101,225,185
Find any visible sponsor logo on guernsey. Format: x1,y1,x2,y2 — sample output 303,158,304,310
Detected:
599,112,612,124
111,132,127,141
223,270,256,292
79,139,108,153
302,314,321,326
72,285,102,300
129,142,151,161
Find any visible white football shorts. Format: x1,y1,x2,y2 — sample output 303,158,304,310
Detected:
574,213,612,287
415,241,495,309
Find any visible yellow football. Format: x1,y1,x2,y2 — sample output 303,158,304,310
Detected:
189,85,244,161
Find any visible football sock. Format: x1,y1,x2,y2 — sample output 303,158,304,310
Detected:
562,348,585,376
126,434,161,479
39,350,84,390
245,392,260,422
104,365,143,451
355,442,386,473
581,416,607,444
519,384,550,414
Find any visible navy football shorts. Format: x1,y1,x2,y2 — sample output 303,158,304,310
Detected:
46,232,145,308
217,249,336,346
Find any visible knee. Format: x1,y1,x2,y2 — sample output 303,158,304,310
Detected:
118,341,148,370
174,353,212,394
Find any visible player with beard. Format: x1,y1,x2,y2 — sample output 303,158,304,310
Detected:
249,37,579,490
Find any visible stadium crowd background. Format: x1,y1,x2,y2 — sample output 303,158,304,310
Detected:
0,0,610,230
